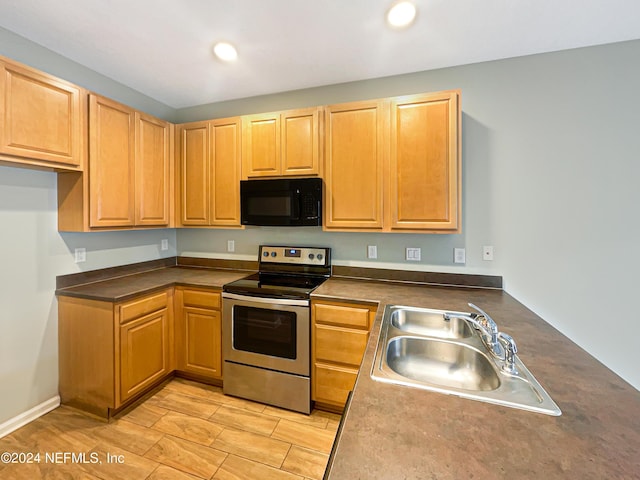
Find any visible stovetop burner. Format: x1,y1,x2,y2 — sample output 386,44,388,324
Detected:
223,245,331,300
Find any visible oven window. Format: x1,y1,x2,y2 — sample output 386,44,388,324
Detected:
247,195,291,217
233,306,297,359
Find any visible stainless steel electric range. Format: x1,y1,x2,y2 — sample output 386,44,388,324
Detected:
222,245,331,414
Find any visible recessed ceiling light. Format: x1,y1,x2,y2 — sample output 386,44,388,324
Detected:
213,42,238,62
387,1,417,28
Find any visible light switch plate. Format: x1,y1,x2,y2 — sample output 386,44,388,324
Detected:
367,245,377,259
483,246,494,261
454,248,466,264
227,240,235,252
406,247,421,261
161,239,169,251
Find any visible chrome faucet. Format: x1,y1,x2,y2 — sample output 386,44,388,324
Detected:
444,303,520,375
498,332,518,375
444,303,503,357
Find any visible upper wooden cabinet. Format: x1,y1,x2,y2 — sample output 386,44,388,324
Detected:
89,95,136,227
58,94,173,231
136,112,172,226
0,56,85,171
242,107,321,178
390,91,460,231
178,117,242,227
324,100,388,230
324,90,461,233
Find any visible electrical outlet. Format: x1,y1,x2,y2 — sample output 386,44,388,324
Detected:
483,245,494,261
227,240,235,252
367,245,377,259
74,248,86,263
161,239,169,251
406,247,421,261
454,248,466,264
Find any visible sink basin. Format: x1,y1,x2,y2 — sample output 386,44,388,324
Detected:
371,305,562,416
386,336,500,391
390,307,473,339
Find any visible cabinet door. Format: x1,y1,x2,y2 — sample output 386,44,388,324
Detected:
390,91,460,231
281,107,321,176
135,112,171,226
180,122,209,225
314,363,358,408
210,118,241,226
178,307,223,379
0,59,83,169
119,307,170,403
324,100,387,230
89,94,135,227
242,112,280,177
175,288,222,379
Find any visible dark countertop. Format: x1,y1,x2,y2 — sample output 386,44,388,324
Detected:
56,266,640,478
314,278,640,479
55,266,250,302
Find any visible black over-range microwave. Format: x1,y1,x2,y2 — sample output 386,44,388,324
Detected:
240,177,323,226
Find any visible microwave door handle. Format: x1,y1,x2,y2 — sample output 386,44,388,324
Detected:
291,189,301,220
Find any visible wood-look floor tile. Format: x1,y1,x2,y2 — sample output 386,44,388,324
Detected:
144,434,227,478
152,411,224,446
262,406,331,429
119,403,169,428
212,428,291,468
162,378,221,400
0,461,103,480
210,405,279,436
281,445,329,480
207,391,267,413
146,464,203,480
91,418,164,456
213,454,303,480
81,444,159,480
147,391,221,419
271,419,336,454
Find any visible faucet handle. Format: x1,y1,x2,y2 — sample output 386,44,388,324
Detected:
497,332,518,375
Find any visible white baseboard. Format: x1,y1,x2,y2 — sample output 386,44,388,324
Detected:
0,396,60,439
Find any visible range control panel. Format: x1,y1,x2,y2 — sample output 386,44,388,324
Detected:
258,245,330,267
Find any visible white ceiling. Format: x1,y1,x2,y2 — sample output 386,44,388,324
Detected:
1,0,639,109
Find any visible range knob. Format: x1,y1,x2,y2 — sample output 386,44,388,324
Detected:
308,253,315,260
271,251,277,257
263,251,269,257
317,254,323,261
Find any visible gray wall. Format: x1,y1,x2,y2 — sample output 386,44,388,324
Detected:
0,25,638,428
0,28,178,427
177,40,640,390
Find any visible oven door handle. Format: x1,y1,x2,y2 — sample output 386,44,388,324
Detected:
222,292,309,307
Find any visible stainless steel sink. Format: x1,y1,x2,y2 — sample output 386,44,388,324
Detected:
386,336,500,391
371,305,561,416
390,307,473,339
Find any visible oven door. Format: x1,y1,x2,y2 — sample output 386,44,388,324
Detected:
222,293,310,376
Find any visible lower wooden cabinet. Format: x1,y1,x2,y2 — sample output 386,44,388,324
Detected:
175,287,223,380
312,299,377,411
119,303,171,403
58,289,173,418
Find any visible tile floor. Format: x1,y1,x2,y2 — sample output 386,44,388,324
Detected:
0,378,341,479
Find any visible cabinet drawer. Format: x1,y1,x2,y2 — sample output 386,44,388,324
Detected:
315,324,369,367
314,363,358,407
314,302,373,329
119,291,168,324
182,289,221,309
